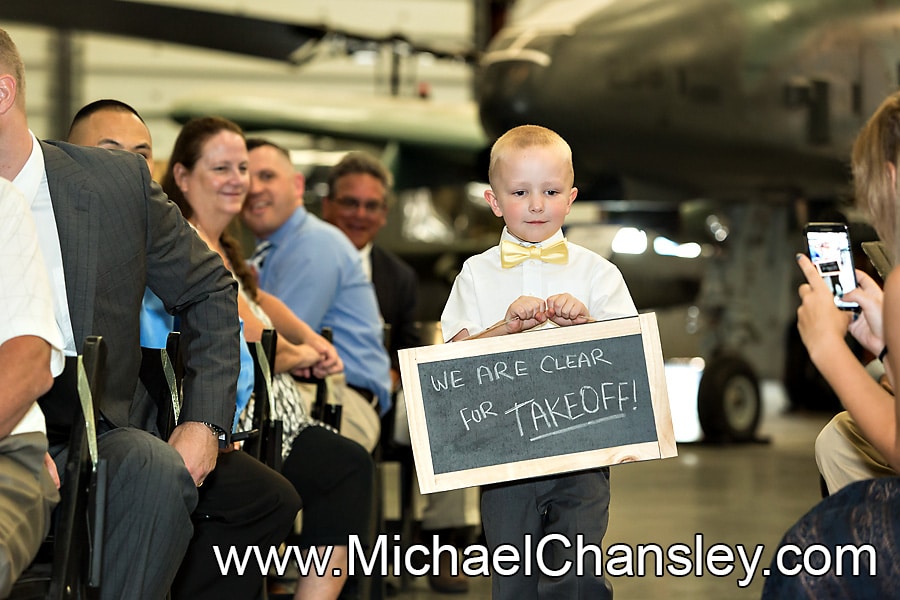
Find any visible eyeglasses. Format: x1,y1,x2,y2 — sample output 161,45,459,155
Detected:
332,196,386,215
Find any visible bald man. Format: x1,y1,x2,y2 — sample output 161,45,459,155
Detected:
67,99,154,175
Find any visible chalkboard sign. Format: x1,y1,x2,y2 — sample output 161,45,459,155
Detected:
399,313,676,493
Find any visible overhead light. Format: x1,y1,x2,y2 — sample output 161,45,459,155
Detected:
706,215,729,242
611,227,647,254
653,236,702,258
352,50,379,66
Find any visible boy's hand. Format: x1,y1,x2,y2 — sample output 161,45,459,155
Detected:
546,293,590,326
505,296,549,333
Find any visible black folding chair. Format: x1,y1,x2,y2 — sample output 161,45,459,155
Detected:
139,332,182,441
10,336,108,600
300,327,341,430
243,329,283,471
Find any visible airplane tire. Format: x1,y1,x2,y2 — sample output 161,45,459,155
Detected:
697,356,761,442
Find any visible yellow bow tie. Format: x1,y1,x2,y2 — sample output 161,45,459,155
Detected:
500,239,569,268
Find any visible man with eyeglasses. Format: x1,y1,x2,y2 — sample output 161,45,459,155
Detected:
242,139,391,454
321,151,479,594
320,152,419,391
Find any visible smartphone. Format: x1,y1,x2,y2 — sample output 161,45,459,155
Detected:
804,222,860,311
230,429,258,443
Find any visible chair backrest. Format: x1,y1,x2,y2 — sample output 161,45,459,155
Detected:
244,329,283,471
139,332,182,440
50,335,108,597
302,327,341,430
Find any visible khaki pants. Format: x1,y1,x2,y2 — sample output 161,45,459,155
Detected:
0,432,59,597
298,374,381,453
816,411,896,495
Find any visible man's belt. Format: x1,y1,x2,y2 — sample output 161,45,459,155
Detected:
348,384,378,408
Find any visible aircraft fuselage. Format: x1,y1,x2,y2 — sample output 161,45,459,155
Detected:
479,0,900,200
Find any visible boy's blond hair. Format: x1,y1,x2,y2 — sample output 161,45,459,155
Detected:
488,124,574,187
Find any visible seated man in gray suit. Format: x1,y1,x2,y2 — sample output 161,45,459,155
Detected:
0,30,300,599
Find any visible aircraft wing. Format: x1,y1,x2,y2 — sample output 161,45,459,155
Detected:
170,94,490,187
0,0,327,63
171,94,487,151
0,0,475,65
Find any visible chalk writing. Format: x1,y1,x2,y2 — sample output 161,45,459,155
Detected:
531,414,625,442
415,333,658,475
475,360,529,384
429,369,464,391
539,348,611,373
428,347,613,392
502,380,638,438
400,315,677,493
459,401,498,431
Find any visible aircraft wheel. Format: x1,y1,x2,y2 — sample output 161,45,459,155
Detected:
697,356,761,442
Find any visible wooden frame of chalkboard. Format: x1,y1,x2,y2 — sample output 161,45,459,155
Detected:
399,313,676,493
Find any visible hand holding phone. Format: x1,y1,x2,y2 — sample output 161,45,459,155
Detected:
804,222,860,311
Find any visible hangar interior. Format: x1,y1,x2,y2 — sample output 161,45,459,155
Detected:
2,1,865,598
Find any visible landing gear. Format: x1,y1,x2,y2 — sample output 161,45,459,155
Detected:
697,355,761,442
690,200,797,443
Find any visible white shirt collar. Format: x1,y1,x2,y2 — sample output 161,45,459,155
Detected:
500,226,565,247
11,132,44,206
358,242,374,282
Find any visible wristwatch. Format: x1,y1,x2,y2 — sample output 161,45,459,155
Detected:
199,421,228,449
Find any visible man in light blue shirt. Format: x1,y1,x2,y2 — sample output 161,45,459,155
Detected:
243,138,391,451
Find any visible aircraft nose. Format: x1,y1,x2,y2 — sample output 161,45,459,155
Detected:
477,60,545,138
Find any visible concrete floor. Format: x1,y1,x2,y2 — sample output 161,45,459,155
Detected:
388,382,832,600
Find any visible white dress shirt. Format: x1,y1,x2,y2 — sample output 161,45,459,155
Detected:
358,241,374,282
0,177,65,435
12,132,76,357
441,227,637,341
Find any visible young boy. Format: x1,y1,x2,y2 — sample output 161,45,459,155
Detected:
441,125,637,599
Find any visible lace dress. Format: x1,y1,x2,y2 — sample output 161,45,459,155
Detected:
237,287,318,460
762,477,900,598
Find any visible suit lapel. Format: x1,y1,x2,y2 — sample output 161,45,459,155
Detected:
41,141,99,347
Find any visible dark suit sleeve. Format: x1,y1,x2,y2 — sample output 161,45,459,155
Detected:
393,262,420,356
141,167,240,433
372,246,420,370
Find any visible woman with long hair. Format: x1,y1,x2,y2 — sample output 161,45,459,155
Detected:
162,116,374,600
763,92,900,597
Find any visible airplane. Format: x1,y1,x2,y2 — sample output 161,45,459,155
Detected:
164,0,900,444
470,0,900,440
5,0,896,442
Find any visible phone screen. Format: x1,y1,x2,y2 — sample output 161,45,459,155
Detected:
805,223,859,310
